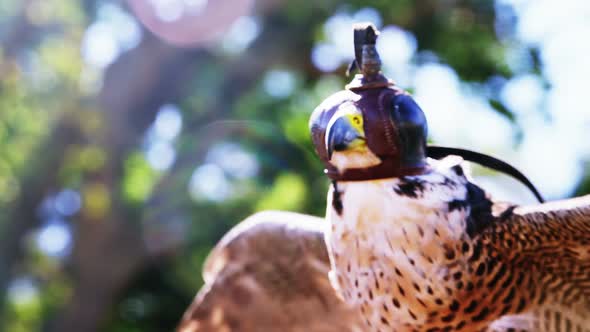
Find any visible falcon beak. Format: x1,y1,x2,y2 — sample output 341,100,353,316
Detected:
326,114,366,160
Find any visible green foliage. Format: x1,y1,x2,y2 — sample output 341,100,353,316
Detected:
123,152,158,204
256,173,307,211
0,76,49,204
5,294,43,332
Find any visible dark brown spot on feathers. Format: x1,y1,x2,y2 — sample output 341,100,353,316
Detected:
393,178,425,198
444,247,456,260
456,321,466,330
417,224,424,237
397,284,406,296
417,298,427,308
487,259,497,274
461,241,470,253
500,272,513,289
412,282,421,292
332,184,343,215
448,182,494,237
464,300,478,313
470,242,483,262
451,164,464,176
516,297,527,312
502,287,516,304
441,313,455,322
515,271,525,286
448,199,468,212
487,264,507,289
475,262,486,276
471,307,490,322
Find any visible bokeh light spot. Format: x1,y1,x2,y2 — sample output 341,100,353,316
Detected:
263,70,297,99
206,143,259,179
189,163,232,202
312,43,342,72
220,16,261,55
352,7,382,28
36,219,72,258
54,189,82,217
81,23,119,68
500,74,544,116
81,4,141,69
146,141,176,171
7,278,38,306
154,104,183,141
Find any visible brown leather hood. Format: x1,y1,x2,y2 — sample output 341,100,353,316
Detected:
309,74,428,181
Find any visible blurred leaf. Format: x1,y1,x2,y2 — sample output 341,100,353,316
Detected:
82,182,111,220
488,98,515,122
123,152,158,204
256,172,307,211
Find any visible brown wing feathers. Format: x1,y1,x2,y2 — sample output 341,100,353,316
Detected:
481,195,590,330
177,211,364,332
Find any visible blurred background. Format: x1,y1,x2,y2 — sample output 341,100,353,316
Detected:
1,0,589,331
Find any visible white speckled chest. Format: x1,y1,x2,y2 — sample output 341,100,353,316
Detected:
325,163,475,331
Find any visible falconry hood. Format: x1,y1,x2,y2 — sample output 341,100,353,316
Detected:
310,23,428,181
309,23,545,203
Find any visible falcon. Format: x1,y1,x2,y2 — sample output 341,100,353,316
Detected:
309,23,590,331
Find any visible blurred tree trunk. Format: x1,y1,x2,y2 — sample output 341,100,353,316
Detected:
49,32,204,332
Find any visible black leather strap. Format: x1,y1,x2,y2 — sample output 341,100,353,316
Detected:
427,145,544,203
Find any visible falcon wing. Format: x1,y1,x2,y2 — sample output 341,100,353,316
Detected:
177,211,364,332
481,195,590,331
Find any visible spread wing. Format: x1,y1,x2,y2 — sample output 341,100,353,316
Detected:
177,211,364,332
481,195,590,331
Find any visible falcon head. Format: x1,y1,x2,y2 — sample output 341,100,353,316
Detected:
309,23,429,181
325,106,380,172
309,88,428,181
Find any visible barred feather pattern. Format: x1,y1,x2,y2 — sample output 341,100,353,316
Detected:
481,197,590,332
326,158,590,332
